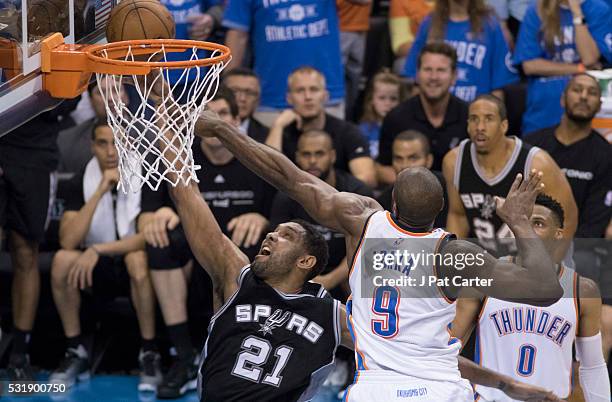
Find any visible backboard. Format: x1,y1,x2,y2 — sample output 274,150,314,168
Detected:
0,0,115,137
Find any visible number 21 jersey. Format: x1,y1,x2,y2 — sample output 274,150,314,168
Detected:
199,266,341,402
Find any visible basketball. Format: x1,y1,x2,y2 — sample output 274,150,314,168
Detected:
105,0,175,43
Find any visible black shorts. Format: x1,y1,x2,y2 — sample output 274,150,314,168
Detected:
146,225,192,270
0,164,56,242
89,255,131,303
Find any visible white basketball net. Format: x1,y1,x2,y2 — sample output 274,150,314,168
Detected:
95,44,228,193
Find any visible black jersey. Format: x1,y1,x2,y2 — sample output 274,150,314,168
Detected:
199,267,341,402
454,137,540,256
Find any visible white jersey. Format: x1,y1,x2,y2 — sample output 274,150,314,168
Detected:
347,211,462,382
475,265,578,401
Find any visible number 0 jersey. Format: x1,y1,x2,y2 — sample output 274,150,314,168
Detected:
475,264,578,401
198,266,341,402
454,137,540,256
348,210,462,382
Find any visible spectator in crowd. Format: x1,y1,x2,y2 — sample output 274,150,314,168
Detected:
359,70,406,160
378,43,469,184
0,102,78,381
267,66,377,187
485,0,532,48
336,0,373,120
223,67,268,143
270,130,373,301
223,0,345,125
389,0,434,73
48,123,159,392
525,74,611,238
377,130,448,228
403,0,519,102
137,87,277,398
57,81,129,176
443,95,577,260
513,0,612,135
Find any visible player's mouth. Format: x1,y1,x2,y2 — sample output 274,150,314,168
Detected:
258,244,272,257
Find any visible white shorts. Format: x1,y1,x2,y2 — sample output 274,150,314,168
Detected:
344,370,474,402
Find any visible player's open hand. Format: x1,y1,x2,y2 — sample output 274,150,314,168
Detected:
227,213,269,248
144,207,180,248
495,170,544,225
501,379,562,401
68,247,100,290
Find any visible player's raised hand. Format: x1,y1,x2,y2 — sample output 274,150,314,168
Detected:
495,169,544,225
500,379,562,401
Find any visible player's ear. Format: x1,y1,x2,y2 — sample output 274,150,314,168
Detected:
501,118,508,136
330,149,336,165
297,254,316,271
426,153,433,169
554,228,563,241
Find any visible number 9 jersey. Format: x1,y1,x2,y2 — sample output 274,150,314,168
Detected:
346,211,463,383
198,266,342,402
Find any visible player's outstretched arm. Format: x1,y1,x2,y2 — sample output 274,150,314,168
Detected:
576,278,610,402
441,171,563,306
169,182,249,301
457,357,562,402
195,111,382,237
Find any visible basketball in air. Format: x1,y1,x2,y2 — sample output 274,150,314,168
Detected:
106,0,175,43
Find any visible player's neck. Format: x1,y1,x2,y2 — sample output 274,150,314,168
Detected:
301,112,326,131
555,116,592,145
475,136,515,178
265,277,303,295
324,169,336,188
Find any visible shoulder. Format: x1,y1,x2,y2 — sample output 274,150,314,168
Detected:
386,99,416,122
529,147,559,172
578,275,601,299
589,131,612,151
523,126,556,147
326,114,360,134
449,95,470,113
442,145,461,172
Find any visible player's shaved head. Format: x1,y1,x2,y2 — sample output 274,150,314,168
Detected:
393,168,444,227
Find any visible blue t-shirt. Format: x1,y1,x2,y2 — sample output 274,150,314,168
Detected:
514,0,612,134
359,121,381,160
159,0,221,84
403,16,518,102
223,0,344,109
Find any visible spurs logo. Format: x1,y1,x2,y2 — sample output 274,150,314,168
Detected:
259,309,291,336
480,195,496,219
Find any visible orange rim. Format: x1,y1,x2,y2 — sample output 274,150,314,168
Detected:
85,39,231,73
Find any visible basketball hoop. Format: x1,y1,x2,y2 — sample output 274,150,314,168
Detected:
40,33,231,192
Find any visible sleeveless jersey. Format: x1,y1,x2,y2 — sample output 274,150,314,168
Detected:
475,264,578,401
348,210,462,382
199,266,341,402
454,137,540,256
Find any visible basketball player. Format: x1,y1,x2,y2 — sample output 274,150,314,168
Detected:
443,94,578,259
165,169,347,400
452,194,610,401
193,109,564,401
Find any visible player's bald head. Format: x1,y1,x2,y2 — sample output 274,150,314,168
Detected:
393,168,444,227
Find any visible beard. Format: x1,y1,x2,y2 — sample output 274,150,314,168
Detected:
566,108,597,123
251,259,268,278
